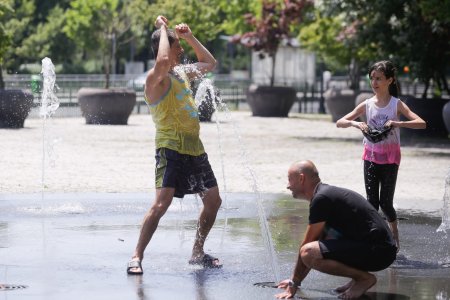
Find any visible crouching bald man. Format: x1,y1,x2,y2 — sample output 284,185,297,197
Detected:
276,160,397,299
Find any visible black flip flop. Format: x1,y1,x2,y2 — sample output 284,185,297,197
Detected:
189,254,222,269
127,260,143,275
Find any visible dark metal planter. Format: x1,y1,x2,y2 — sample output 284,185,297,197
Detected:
246,85,296,117
400,95,449,140
324,88,356,122
78,88,136,125
0,89,34,128
443,101,450,135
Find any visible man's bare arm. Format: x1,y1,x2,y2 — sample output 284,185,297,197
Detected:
291,222,325,284
176,23,217,80
145,16,171,104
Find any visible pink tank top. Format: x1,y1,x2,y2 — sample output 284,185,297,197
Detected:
362,96,401,165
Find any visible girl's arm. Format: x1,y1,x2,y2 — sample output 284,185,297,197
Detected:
336,101,368,132
385,100,426,129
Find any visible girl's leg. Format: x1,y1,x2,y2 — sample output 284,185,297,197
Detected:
379,163,400,250
364,160,380,211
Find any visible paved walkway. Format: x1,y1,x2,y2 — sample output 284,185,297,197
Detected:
1,111,449,214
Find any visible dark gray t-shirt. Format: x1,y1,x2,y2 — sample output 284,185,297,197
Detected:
309,183,395,246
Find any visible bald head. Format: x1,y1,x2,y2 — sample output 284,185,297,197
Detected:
287,160,321,201
290,160,320,181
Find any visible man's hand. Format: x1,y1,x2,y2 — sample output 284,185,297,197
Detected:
155,15,168,29
275,287,297,299
275,279,297,299
175,23,193,39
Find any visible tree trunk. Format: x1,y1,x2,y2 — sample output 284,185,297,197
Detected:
442,74,450,96
0,65,4,90
422,78,430,99
348,58,360,91
270,54,276,87
103,50,111,89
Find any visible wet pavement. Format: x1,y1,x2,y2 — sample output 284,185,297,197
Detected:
1,192,449,300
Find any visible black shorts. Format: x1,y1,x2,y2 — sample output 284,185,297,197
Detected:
319,239,396,272
155,148,218,198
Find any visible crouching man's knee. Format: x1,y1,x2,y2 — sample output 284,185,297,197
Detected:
300,241,322,268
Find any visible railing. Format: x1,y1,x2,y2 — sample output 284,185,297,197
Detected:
3,73,447,118
4,74,251,118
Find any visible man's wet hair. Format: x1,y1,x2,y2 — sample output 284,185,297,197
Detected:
151,29,177,58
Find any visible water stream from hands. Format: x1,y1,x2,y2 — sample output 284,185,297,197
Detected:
188,69,281,282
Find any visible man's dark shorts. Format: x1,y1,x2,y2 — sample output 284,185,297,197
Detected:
155,148,218,198
319,239,397,272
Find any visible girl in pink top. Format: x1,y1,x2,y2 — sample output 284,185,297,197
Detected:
336,60,426,250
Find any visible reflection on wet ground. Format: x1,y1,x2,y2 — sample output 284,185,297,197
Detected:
0,192,449,299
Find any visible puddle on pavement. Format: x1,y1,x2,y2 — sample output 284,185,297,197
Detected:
0,193,449,299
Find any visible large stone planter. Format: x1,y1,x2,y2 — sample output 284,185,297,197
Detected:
246,85,296,117
0,89,34,128
400,95,449,140
78,88,136,125
443,101,450,135
324,88,356,122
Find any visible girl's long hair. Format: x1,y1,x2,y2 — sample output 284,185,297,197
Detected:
368,60,399,97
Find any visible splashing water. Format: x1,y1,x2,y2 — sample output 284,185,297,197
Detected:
221,105,281,282
40,58,59,118
199,78,281,282
40,57,60,196
437,168,450,233
165,64,281,281
194,78,229,207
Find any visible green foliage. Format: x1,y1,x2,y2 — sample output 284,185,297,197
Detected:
0,0,13,65
299,13,350,71
2,0,35,71
302,0,450,96
16,6,77,66
213,0,260,35
64,0,120,52
64,0,149,87
145,0,222,48
0,0,13,88
419,0,450,24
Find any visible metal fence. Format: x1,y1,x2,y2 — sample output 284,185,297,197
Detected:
3,73,446,118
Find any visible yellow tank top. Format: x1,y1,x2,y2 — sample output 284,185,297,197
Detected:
145,71,205,156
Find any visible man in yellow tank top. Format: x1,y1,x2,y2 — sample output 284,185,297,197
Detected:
127,15,222,274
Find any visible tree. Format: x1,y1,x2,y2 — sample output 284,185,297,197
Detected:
64,0,148,88
231,0,313,87
0,0,13,89
396,0,450,97
144,0,223,59
1,0,35,76
302,0,450,97
16,4,78,72
215,0,260,35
